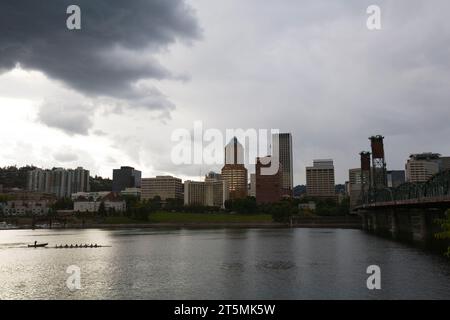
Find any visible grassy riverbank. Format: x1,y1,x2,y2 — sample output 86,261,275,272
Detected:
104,212,273,224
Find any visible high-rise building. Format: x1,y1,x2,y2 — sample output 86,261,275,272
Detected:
27,167,90,198
184,181,205,206
184,176,229,208
141,176,183,201
405,153,441,183
205,180,229,208
112,166,141,192
221,137,247,199
272,133,293,192
348,168,370,209
306,159,335,200
439,156,450,171
224,137,245,165
205,171,222,182
387,170,405,188
255,156,282,204
249,173,256,197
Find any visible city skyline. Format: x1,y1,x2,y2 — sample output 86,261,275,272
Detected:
2,135,448,186
1,1,450,185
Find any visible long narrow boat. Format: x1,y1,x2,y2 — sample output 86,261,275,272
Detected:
28,243,48,248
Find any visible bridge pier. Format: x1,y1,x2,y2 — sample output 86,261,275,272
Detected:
359,207,448,248
388,210,399,240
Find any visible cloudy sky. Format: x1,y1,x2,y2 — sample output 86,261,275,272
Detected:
1,0,450,184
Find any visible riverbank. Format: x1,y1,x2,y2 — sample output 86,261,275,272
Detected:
3,215,362,230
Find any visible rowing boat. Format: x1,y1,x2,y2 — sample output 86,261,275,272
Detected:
28,243,48,248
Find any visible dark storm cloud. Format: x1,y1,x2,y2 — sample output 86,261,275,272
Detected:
0,0,200,112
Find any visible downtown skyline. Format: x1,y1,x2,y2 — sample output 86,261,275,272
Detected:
1,0,450,185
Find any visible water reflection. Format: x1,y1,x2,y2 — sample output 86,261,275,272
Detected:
0,228,449,299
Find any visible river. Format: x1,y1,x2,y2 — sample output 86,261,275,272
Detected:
0,228,449,299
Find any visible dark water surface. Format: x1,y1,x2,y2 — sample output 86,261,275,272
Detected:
0,228,449,299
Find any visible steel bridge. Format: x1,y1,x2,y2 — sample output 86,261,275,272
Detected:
354,170,450,245
355,169,450,210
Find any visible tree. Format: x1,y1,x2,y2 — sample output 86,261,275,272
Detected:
270,201,298,223
165,198,183,211
89,175,113,192
98,201,107,217
435,210,450,257
0,165,36,189
224,199,233,211
51,197,74,211
224,197,257,214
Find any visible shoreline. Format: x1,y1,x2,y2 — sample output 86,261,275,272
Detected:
4,221,363,230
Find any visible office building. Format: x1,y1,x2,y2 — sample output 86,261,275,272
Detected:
249,173,256,197
205,180,229,208
272,133,293,192
27,167,90,198
205,171,222,182
405,153,441,183
221,137,247,199
3,200,51,216
224,136,245,165
184,181,206,206
74,192,126,213
306,159,335,200
120,187,141,198
184,178,229,208
255,156,282,204
387,170,405,188
112,166,141,192
141,176,183,201
348,168,370,209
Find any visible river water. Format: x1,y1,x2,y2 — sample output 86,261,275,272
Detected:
0,228,449,300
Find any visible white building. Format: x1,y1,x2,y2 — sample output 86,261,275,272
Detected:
27,167,90,198
71,191,110,201
3,200,50,216
73,192,125,213
74,200,125,213
184,179,229,208
406,153,441,183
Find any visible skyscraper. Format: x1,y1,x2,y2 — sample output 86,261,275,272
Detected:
224,136,245,165
272,133,293,192
183,179,229,208
112,166,141,192
27,167,90,198
405,153,441,183
348,168,369,209
387,170,405,188
141,176,183,201
255,156,282,204
221,137,247,199
306,159,335,200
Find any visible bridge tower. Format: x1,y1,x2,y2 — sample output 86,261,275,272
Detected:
369,135,387,189
359,151,371,203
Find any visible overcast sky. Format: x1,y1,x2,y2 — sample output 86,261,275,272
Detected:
1,0,450,184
